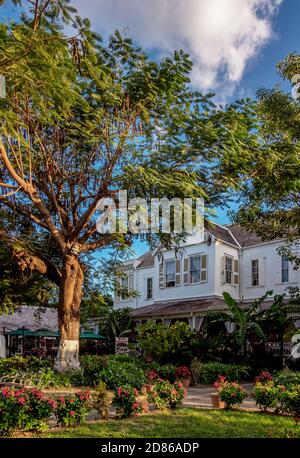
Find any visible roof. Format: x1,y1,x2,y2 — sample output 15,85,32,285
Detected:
226,224,264,247
205,221,240,247
130,297,227,319
0,306,58,333
136,251,155,268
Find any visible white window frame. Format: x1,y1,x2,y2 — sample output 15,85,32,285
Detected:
189,255,201,284
225,256,233,285
251,259,259,286
146,277,153,300
281,256,289,283
165,259,176,288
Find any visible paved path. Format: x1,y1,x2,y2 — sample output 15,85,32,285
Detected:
183,384,259,411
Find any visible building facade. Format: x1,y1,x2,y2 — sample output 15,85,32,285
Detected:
114,223,300,330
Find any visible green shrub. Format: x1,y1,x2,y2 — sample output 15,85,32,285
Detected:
252,381,280,411
279,385,300,417
147,379,186,410
0,386,56,435
274,370,300,387
55,390,91,427
0,356,51,376
113,386,147,418
79,355,109,387
215,377,248,409
108,355,141,365
100,361,146,390
90,382,111,419
190,361,250,384
0,367,71,389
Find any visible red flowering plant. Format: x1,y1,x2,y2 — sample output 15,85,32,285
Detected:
0,386,56,435
255,371,273,384
147,379,186,410
145,369,159,382
175,366,191,380
214,376,247,409
113,386,144,418
55,390,90,427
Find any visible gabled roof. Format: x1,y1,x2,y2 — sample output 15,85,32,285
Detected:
205,221,240,247
136,251,155,268
226,224,264,247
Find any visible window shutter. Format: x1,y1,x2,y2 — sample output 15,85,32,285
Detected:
291,251,300,283
244,261,251,287
233,259,239,285
183,257,190,285
159,262,165,289
259,258,265,286
221,256,226,284
200,254,208,283
275,257,282,284
128,273,134,293
175,259,181,286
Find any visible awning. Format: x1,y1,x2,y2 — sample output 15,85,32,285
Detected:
6,328,106,340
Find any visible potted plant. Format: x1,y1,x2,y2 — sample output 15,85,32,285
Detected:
210,376,226,409
143,369,159,392
212,375,247,409
175,366,191,390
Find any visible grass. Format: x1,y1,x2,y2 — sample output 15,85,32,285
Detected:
37,409,300,438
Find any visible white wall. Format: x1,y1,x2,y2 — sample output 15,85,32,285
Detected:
114,238,300,309
241,241,300,301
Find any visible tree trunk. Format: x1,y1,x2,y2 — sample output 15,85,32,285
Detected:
54,255,83,373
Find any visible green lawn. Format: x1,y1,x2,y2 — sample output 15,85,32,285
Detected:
41,409,300,438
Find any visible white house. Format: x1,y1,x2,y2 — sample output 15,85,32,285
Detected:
114,222,300,331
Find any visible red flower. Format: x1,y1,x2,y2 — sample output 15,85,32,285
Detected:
18,397,26,405
69,410,75,416
59,396,65,403
48,399,57,408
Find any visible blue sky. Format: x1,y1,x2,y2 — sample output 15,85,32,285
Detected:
1,0,299,257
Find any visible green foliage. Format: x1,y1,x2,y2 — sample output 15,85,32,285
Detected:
78,355,109,387
0,356,51,375
90,382,110,420
99,308,134,351
100,360,146,390
0,386,56,435
0,367,72,388
144,362,177,383
113,386,145,418
55,390,91,427
217,380,248,409
190,360,250,385
137,321,192,362
274,369,300,387
279,385,300,418
252,381,280,411
147,380,186,410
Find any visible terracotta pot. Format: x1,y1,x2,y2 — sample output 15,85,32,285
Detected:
210,392,225,409
181,379,191,390
143,383,153,393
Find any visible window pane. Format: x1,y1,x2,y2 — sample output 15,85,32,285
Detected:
225,257,232,284
147,278,153,299
190,256,201,283
252,259,259,286
165,260,175,287
282,256,289,283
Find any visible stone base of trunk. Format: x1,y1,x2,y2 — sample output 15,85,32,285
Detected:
54,339,80,373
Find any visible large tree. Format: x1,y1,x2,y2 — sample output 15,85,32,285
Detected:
234,54,300,269
0,0,264,371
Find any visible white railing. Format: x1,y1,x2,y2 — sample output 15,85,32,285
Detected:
265,341,293,356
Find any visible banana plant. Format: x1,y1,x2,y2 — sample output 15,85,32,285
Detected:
223,292,266,355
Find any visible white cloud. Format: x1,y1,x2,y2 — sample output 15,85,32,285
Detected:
73,0,282,94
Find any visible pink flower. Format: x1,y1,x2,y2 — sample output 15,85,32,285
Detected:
69,410,75,416
18,397,26,405
48,399,57,408
59,396,65,403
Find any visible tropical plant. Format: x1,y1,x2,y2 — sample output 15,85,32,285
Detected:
223,292,266,355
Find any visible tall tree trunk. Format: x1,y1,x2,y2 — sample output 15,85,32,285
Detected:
54,255,83,373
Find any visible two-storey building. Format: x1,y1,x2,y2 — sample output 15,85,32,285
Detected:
114,222,300,332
